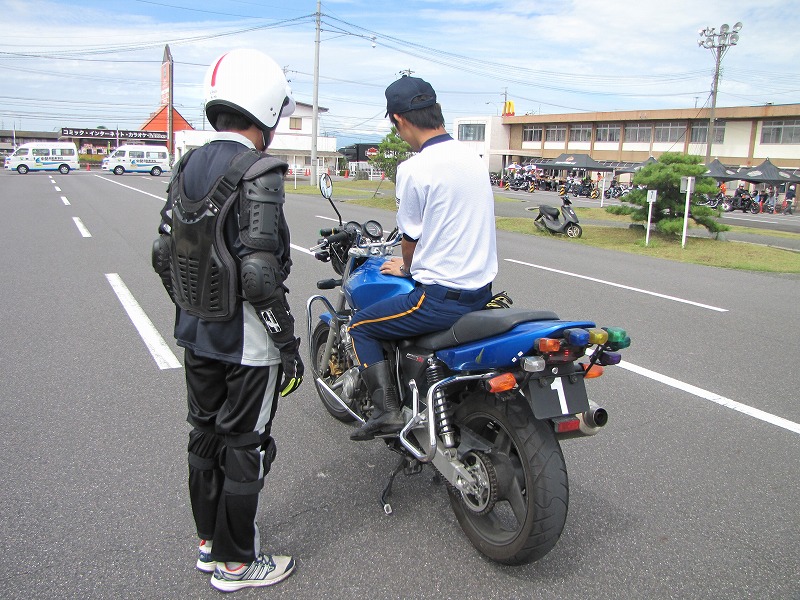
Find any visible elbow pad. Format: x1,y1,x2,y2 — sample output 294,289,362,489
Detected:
151,234,174,299
241,251,295,347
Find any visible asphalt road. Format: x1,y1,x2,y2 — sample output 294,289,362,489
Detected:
0,169,798,600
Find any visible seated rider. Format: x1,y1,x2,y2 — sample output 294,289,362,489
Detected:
346,75,498,441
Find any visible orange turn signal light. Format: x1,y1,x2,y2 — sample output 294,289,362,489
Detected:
582,364,605,378
486,373,517,393
537,338,561,353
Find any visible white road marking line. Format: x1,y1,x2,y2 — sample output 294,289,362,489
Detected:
61,196,70,206
722,214,782,225
54,186,61,192
93,174,165,200
506,259,728,312
72,217,91,237
291,243,313,255
619,360,800,436
105,273,181,370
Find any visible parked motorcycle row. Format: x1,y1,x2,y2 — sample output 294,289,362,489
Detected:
307,175,630,565
695,191,794,215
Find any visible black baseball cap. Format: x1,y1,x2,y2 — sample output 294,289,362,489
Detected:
385,75,437,117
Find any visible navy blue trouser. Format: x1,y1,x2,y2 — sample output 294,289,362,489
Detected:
348,282,492,368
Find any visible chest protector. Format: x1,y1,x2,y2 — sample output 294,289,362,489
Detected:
167,149,286,321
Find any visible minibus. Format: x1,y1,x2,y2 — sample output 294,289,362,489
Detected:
102,145,171,176
5,142,80,174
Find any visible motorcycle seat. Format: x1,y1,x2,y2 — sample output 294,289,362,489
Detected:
409,308,560,351
540,205,560,218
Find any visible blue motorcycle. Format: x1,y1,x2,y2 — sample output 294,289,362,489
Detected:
306,174,630,565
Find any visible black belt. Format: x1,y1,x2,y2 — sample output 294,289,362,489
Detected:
420,282,491,303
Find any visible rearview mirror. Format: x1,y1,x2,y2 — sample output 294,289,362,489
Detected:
319,173,333,200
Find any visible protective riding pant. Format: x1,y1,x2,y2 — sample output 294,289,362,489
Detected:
185,349,280,563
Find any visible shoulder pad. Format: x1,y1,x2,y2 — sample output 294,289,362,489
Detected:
243,155,288,181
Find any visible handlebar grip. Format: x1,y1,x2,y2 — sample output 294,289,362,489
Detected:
326,231,350,245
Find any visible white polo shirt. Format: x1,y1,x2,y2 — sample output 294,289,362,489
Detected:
395,135,498,289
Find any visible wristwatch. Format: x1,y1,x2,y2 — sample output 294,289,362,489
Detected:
399,264,411,277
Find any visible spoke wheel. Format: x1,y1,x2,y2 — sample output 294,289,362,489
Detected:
448,393,568,565
310,321,357,422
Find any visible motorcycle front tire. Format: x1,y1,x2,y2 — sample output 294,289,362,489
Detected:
448,392,568,565
310,320,357,422
566,224,582,238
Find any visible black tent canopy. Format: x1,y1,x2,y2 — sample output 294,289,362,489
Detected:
735,158,800,185
531,153,616,172
703,158,744,182
614,156,657,174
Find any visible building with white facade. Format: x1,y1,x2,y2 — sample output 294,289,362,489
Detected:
454,103,800,174
175,101,339,170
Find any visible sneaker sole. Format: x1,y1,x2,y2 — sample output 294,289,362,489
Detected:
196,559,217,573
210,561,295,592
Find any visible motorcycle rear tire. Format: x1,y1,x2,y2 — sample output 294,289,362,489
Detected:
311,321,357,423
447,392,568,565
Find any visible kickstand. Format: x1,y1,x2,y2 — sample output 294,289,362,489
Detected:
380,454,407,515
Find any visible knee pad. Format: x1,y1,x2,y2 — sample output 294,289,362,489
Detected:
221,432,265,495
188,429,223,471
261,436,277,476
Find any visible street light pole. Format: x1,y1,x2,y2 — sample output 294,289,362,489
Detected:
698,22,742,165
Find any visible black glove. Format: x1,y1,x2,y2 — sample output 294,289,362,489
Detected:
278,337,304,397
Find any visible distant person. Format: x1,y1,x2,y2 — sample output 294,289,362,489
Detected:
784,184,795,215
152,48,303,592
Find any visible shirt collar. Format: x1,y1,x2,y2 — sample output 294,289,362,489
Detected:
420,133,453,152
207,131,257,150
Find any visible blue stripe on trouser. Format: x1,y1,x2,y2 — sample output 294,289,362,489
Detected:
348,284,491,368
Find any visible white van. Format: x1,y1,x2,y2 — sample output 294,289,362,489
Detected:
5,142,80,174
102,145,171,176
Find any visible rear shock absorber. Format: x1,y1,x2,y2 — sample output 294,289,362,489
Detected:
426,360,456,448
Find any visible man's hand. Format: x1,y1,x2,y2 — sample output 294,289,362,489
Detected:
380,257,409,277
279,337,304,397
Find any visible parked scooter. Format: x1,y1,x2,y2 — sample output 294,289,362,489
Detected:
527,192,582,238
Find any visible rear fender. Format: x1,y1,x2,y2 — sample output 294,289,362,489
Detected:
435,319,595,371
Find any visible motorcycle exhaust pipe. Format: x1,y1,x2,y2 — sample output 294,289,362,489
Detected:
578,400,608,436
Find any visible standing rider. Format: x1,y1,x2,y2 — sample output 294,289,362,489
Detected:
346,75,498,441
152,48,303,592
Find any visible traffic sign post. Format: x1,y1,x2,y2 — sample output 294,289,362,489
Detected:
680,176,695,248
646,189,657,246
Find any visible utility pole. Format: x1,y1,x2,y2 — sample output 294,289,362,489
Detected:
311,0,321,185
698,22,742,164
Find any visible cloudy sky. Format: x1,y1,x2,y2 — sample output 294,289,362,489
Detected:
1,0,798,146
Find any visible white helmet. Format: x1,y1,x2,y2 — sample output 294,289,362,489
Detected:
204,49,295,134
791,185,796,190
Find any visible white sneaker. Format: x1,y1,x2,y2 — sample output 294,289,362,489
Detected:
196,539,216,573
210,553,295,592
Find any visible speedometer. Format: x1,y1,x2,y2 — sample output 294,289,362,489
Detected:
363,220,383,240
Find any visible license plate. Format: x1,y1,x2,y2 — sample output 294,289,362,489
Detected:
526,374,589,419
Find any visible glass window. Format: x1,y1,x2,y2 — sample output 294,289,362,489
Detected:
569,124,592,142
146,151,167,159
760,119,800,144
32,148,50,156
458,123,485,141
691,122,725,144
53,148,75,156
624,123,652,143
289,117,302,131
129,151,145,159
596,124,620,142
654,121,687,143
114,151,126,158
13,148,29,156
545,125,566,142
523,125,542,142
